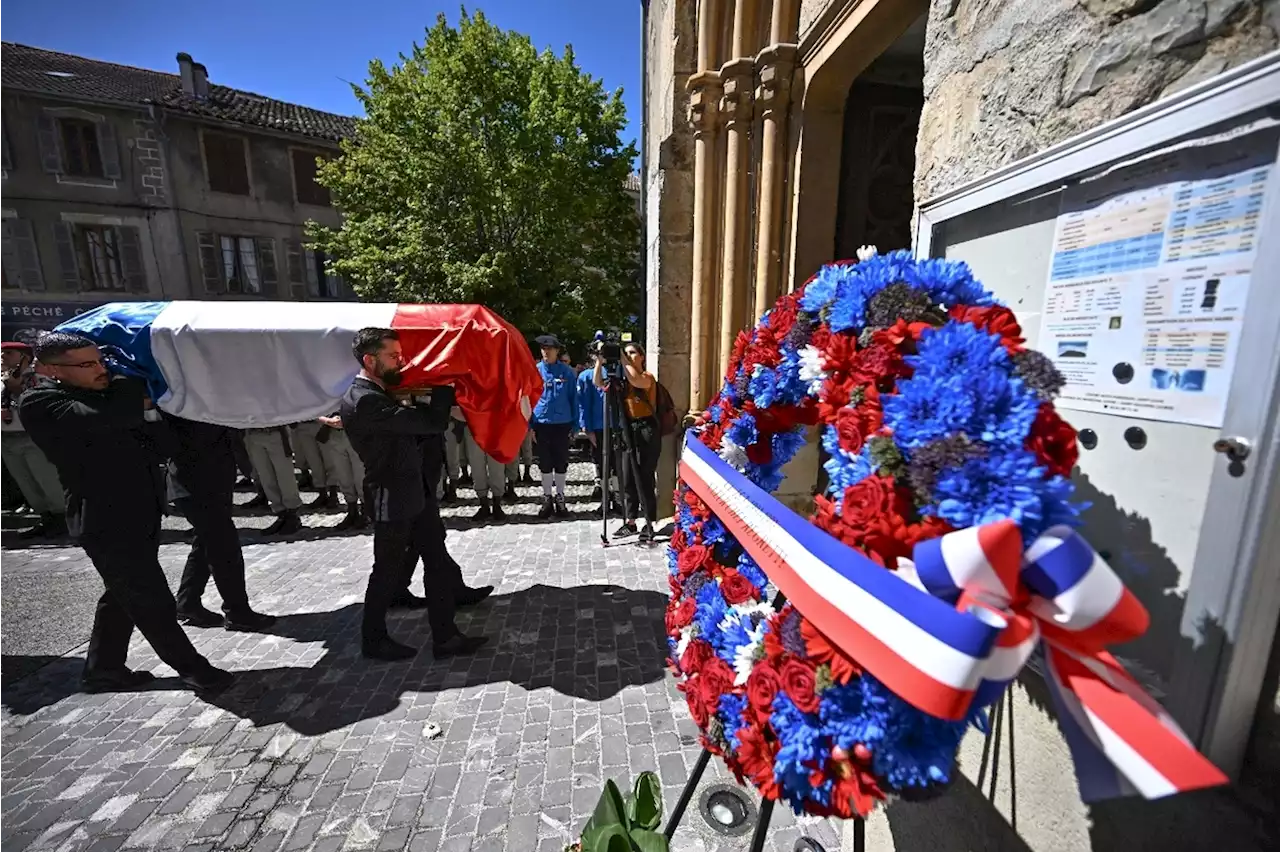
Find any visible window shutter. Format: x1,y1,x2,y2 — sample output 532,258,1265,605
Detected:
117,226,147,292
196,231,222,295
37,114,63,174
285,238,306,299
255,237,278,298
1,221,19,286
303,248,320,297
97,121,121,180
9,220,45,290
52,222,81,290
2,123,12,171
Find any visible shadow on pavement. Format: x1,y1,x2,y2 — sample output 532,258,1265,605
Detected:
2,583,671,736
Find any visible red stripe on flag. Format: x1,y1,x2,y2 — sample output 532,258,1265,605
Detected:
976,520,1022,595
1048,648,1227,793
680,459,974,721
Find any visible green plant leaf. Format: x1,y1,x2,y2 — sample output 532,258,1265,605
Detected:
581,824,632,852
582,779,628,839
627,771,663,832
628,828,671,852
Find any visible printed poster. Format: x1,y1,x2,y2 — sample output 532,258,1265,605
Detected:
1036,124,1278,428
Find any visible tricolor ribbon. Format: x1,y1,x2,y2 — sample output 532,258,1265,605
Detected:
678,434,1227,802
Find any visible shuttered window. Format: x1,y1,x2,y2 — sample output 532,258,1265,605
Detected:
196,232,278,296
36,112,121,180
285,239,343,299
1,219,45,290
50,222,145,292
203,131,251,195
291,149,330,206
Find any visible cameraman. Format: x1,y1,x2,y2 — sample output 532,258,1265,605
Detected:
593,342,659,541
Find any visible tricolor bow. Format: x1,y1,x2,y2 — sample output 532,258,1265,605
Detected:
678,434,1227,803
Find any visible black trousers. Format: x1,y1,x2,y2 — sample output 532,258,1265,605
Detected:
619,419,661,523
590,430,604,481
533,422,572,474
368,512,458,644
80,523,212,679
174,496,251,617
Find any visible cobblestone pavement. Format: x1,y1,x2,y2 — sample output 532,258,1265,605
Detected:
1,464,843,852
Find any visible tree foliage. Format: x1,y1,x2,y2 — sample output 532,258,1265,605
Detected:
309,9,641,355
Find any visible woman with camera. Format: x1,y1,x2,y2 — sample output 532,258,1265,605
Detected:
593,342,659,541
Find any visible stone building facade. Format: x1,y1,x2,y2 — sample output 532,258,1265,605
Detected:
1,43,355,340
642,1,1279,849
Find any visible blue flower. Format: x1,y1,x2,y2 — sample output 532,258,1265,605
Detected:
820,430,874,501
749,365,781,408
771,693,834,812
712,607,752,666
719,693,749,750
858,676,969,791
799,264,845,314
884,323,1040,452
693,585,728,639
736,553,768,592
726,413,760,450
929,450,1079,544
904,256,994,309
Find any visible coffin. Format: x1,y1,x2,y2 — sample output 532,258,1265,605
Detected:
56,301,542,464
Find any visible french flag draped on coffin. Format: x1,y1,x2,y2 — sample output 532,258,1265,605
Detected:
55,301,542,464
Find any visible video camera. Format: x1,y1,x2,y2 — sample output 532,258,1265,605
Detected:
589,329,631,380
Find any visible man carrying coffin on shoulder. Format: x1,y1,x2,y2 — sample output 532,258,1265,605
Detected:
340,328,489,662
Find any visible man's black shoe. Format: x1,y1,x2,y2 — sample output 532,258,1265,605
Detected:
440,486,458,506
18,513,65,540
180,667,235,695
334,507,366,530
82,668,155,694
537,497,555,519
473,500,493,521
591,484,603,500
224,611,278,632
639,523,656,543
491,499,506,520
613,521,638,538
177,606,225,628
502,488,517,505
459,471,473,486
432,633,489,659
263,511,302,536
390,593,430,610
242,494,270,510
363,637,417,661
307,488,336,510
457,585,495,607
297,472,315,491
522,470,536,485
554,497,569,518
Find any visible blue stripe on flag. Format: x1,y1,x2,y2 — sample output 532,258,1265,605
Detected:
685,437,998,661
56,301,171,401
1022,531,1094,601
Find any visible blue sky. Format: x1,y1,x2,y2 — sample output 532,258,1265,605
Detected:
3,0,643,148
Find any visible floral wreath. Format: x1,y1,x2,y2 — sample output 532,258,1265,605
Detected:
665,248,1081,818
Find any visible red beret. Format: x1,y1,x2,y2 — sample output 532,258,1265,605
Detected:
1,341,32,352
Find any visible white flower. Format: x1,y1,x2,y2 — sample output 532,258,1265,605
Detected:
798,344,827,395
857,245,879,261
719,435,748,471
675,628,693,666
717,605,770,686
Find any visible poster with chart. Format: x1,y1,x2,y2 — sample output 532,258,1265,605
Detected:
1036,123,1278,428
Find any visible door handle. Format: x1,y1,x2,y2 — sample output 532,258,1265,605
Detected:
1212,436,1252,462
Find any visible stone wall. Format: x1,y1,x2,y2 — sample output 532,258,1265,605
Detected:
644,0,697,518
916,0,1280,200
799,0,843,43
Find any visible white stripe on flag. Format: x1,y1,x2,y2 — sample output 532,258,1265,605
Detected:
940,525,1008,600
684,449,986,693
151,301,398,428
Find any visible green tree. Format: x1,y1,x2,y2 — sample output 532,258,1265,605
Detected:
309,9,641,356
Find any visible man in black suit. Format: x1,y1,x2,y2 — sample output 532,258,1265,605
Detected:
168,415,277,631
340,328,489,662
19,332,234,694
393,418,494,609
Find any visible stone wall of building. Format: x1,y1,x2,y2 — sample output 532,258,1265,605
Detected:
916,0,1280,200
644,0,697,517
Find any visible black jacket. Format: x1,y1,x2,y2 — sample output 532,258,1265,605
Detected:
18,375,167,539
339,377,452,523
164,414,239,506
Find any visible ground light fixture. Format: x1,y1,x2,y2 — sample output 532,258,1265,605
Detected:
697,783,756,837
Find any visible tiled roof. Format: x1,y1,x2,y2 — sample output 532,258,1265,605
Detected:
1,42,356,142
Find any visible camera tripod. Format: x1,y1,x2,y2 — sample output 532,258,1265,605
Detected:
597,366,647,546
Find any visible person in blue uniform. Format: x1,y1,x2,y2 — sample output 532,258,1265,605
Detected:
531,334,577,518
576,363,606,501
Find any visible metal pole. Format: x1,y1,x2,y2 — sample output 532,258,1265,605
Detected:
663,748,712,839
600,376,611,545
745,796,774,852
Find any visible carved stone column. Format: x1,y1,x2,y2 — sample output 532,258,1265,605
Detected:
752,42,798,315
716,55,755,381
686,69,723,413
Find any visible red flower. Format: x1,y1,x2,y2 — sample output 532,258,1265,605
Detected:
745,438,773,465
834,406,868,453
670,526,687,551
761,620,788,664
666,598,696,635
769,293,799,340
1026,403,1078,478
724,330,752,382
682,681,709,727
801,619,861,684
677,544,711,578
746,661,782,714
873,318,932,350
950,305,1025,353
720,570,758,605
851,343,907,390
680,638,715,676
697,657,736,712
828,756,886,819
682,489,710,518
780,659,820,714
735,723,781,800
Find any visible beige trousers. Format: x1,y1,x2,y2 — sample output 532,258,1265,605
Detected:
244,428,302,513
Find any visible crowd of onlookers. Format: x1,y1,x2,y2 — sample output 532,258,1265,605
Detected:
2,332,661,542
